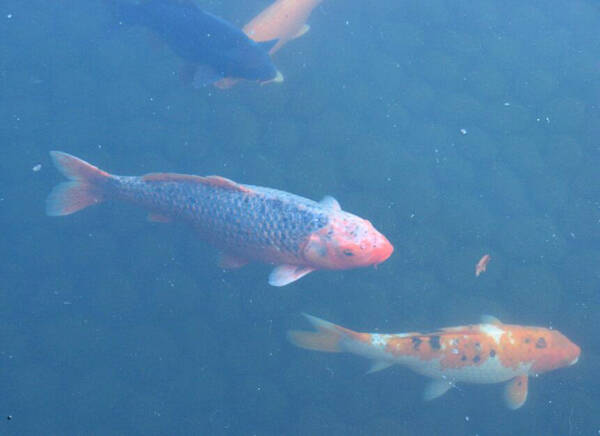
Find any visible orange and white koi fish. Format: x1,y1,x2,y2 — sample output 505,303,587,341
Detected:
214,0,323,89
475,254,491,276
289,315,580,409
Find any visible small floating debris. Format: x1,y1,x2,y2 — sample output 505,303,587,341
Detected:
460,128,467,135
32,164,42,172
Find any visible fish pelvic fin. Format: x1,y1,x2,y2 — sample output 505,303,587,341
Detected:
288,314,348,353
423,379,454,401
46,151,111,216
504,375,528,409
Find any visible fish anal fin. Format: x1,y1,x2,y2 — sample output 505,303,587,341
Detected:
269,265,314,286
193,65,223,88
147,212,172,223
423,379,454,401
504,375,528,409
218,252,249,269
294,24,310,39
213,77,240,89
367,360,394,374
141,173,251,193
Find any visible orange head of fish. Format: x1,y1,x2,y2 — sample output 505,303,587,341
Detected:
526,328,581,373
301,212,393,270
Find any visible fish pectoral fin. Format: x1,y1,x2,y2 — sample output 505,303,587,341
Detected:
423,379,454,401
192,65,224,88
294,24,311,39
319,195,341,211
268,265,315,287
367,360,394,374
218,252,249,269
257,38,279,53
504,375,528,409
147,212,172,223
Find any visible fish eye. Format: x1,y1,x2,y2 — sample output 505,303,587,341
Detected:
343,249,354,256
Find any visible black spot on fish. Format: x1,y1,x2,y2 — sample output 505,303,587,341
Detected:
473,355,481,363
343,249,354,257
412,337,422,350
524,337,531,344
536,337,547,349
490,349,496,358
429,336,441,350
461,355,467,361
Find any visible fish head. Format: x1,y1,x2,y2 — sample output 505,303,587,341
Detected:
302,212,393,270
528,328,581,373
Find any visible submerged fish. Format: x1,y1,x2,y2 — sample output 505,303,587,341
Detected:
215,0,323,89
475,254,491,277
107,0,282,87
46,152,393,286
289,314,580,409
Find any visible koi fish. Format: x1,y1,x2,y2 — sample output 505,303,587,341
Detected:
214,0,323,89
289,314,580,409
475,254,491,277
46,152,393,286
107,0,281,87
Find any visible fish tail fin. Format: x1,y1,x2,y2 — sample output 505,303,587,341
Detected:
288,314,350,353
46,151,112,216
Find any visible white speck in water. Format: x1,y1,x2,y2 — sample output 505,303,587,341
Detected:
7,13,12,19
465,416,470,422
460,128,467,135
32,164,42,172
503,102,510,106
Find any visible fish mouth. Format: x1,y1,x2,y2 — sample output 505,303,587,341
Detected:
261,70,284,86
369,235,394,265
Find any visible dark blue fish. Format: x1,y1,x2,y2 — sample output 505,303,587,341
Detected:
108,0,282,87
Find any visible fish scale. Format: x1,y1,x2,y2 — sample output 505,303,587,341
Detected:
115,177,329,259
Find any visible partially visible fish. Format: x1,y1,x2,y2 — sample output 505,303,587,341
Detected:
289,315,580,409
107,0,281,87
46,151,393,286
476,254,491,277
214,0,323,89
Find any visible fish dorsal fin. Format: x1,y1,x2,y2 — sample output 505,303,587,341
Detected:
367,360,394,374
481,315,502,325
504,375,528,409
142,173,251,193
257,38,279,52
423,379,454,401
320,195,341,211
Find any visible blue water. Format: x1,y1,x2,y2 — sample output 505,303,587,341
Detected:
1,0,598,434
